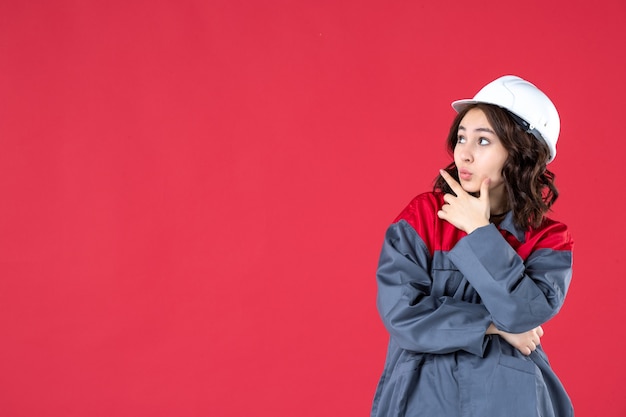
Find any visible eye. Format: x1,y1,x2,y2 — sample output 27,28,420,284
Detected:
457,135,466,144
478,137,490,146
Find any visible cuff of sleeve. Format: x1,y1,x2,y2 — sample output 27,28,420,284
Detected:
449,224,523,281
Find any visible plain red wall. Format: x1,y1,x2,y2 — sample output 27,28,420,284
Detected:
1,1,625,416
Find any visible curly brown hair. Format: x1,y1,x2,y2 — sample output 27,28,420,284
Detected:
433,103,558,230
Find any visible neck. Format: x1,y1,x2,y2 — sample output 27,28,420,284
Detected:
489,198,510,216
490,203,509,225
489,189,509,215
490,205,509,216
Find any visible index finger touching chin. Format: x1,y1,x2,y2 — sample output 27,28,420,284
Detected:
439,169,463,194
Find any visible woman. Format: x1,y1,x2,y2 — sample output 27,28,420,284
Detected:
371,75,573,417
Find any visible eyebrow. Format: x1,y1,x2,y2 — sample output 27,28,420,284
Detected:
458,125,496,134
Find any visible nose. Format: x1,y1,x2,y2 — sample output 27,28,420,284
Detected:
457,145,473,163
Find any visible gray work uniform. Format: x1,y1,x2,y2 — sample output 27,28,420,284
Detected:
371,192,574,417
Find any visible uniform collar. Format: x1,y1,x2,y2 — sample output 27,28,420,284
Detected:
496,211,526,243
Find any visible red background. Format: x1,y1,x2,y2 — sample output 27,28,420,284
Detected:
1,1,625,416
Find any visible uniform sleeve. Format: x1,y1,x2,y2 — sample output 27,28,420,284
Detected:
376,220,493,356
447,223,573,333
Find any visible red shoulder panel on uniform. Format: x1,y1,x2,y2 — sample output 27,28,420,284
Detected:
393,192,466,255
521,217,574,257
394,193,573,260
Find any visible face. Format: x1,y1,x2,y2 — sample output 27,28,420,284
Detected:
454,108,509,205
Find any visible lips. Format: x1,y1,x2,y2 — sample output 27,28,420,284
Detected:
458,169,472,181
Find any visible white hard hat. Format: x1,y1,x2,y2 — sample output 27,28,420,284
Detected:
452,75,560,163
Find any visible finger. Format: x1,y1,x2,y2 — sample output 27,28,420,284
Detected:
437,206,450,217
443,193,455,204
439,169,466,196
479,177,491,201
536,326,544,337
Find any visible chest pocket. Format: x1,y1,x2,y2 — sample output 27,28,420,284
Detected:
430,253,480,302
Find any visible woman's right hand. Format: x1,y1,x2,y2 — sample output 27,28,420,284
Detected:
487,323,544,356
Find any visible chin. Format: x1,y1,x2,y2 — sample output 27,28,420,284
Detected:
460,182,480,194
